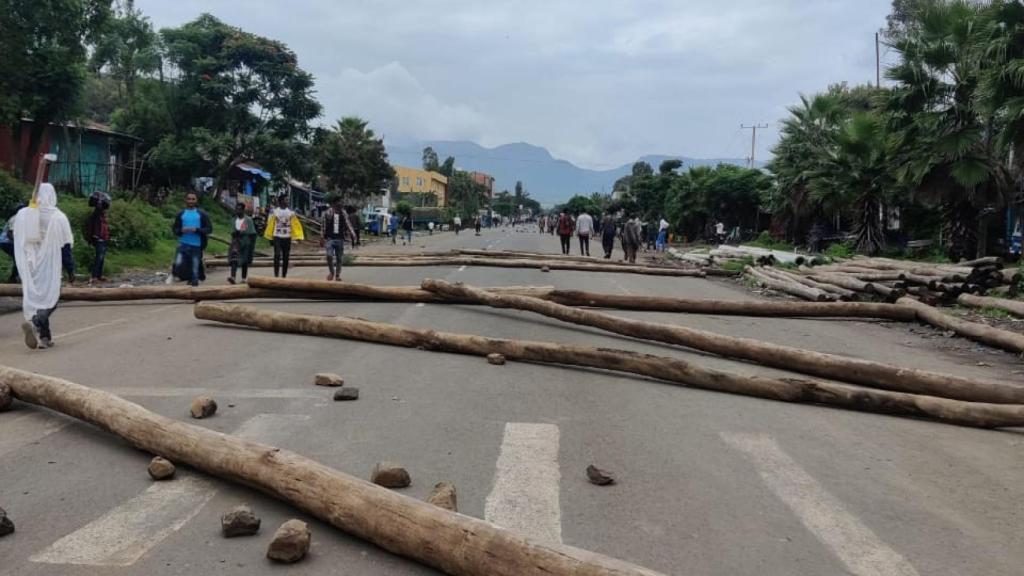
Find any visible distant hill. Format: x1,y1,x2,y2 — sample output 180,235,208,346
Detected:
385,140,760,206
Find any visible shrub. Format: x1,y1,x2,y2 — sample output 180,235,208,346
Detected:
0,169,30,220
824,241,855,259
107,199,167,251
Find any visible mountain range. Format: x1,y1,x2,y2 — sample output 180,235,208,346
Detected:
385,140,759,206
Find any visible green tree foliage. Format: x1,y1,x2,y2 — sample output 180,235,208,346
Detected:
446,170,488,219
314,117,394,202
662,164,771,242
561,194,600,216
422,146,440,172
89,0,160,108
0,0,112,176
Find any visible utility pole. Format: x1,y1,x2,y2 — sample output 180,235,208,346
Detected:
740,123,768,169
875,31,881,88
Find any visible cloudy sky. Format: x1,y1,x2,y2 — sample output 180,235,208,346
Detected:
136,0,895,169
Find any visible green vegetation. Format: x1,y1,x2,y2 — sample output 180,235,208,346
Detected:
746,231,795,252
824,241,855,260
978,307,1013,320
719,256,754,273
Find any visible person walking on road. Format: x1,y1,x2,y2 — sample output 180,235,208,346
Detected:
13,183,73,349
556,211,573,255
321,195,356,281
600,212,617,259
227,202,257,284
84,191,111,284
474,215,482,236
575,209,594,256
349,208,362,248
622,215,642,264
171,192,213,286
453,214,462,235
401,213,414,244
389,211,399,244
656,215,670,252
264,195,304,278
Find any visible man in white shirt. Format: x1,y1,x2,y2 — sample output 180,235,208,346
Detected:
657,216,670,252
574,210,594,256
453,215,462,235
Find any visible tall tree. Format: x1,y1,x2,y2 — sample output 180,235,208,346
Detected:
422,147,440,172
160,14,322,189
631,161,654,178
0,0,112,177
315,117,394,201
439,156,455,178
89,0,160,109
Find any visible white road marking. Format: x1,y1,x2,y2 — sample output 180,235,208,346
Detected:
415,303,425,307
103,387,322,399
458,265,467,272
722,433,919,576
31,414,310,567
0,411,70,458
484,423,562,543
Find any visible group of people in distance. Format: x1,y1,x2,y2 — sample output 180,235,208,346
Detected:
544,210,670,263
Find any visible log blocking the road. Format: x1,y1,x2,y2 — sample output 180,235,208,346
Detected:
192,303,1024,428
956,293,1024,318
898,297,1024,354
421,279,1024,405
0,365,665,576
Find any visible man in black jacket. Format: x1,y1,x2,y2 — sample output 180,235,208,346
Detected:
321,195,356,281
170,192,213,286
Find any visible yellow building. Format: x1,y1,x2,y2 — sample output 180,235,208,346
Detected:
394,165,449,206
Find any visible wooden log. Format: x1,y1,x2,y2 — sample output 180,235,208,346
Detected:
897,297,1024,354
1001,269,1022,284
957,293,1024,318
0,366,664,576
422,279,1024,404
868,282,905,303
761,268,851,300
745,266,829,302
191,304,1024,428
958,256,1003,267
206,257,706,277
806,273,875,294
905,286,944,306
0,284,307,302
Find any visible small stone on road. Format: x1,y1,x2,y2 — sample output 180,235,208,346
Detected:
486,353,506,365
190,396,217,419
333,387,359,401
586,464,616,486
148,457,176,480
0,383,12,411
0,507,14,537
221,505,260,537
427,482,458,512
371,462,411,488
267,519,310,563
314,373,345,387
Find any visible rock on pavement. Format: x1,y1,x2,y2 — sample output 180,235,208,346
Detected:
333,387,359,401
148,457,176,480
486,353,506,365
586,464,616,486
427,482,458,512
266,519,310,563
221,505,261,537
0,507,14,537
371,462,411,488
314,373,345,387
189,396,217,419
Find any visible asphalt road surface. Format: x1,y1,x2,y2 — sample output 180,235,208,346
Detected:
2,227,1023,576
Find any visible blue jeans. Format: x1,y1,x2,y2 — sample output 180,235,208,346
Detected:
91,240,107,279
325,238,344,278
656,230,667,251
175,244,203,286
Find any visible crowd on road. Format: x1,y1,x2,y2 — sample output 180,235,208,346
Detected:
537,211,671,263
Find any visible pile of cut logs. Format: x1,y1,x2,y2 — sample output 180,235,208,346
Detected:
743,256,1022,308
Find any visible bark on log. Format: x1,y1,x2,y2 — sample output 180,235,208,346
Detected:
807,273,875,294
958,256,1003,267
956,293,1024,318
247,277,917,319
769,269,857,300
0,366,664,576
897,297,1024,354
745,266,830,302
0,284,309,302
190,305,1024,428
207,257,706,277
422,279,1024,404
1001,269,1022,284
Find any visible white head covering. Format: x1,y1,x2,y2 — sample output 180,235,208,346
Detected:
12,184,74,320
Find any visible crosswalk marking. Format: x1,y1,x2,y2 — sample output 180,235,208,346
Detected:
0,410,70,458
30,414,310,567
722,432,920,576
484,422,562,543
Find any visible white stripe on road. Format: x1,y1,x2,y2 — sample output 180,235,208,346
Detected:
721,433,919,576
0,411,70,458
458,265,467,272
31,414,309,567
484,423,562,543
103,387,322,399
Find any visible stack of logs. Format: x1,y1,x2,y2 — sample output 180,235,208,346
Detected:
743,256,1022,309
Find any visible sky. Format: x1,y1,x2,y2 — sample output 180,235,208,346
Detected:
136,0,895,170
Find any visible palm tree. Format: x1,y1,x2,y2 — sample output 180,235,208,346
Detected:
885,0,1008,260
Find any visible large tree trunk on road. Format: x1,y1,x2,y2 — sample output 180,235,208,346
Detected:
421,280,1024,404
191,304,1024,428
0,366,662,576
897,297,1024,354
0,284,304,302
745,266,831,301
956,293,1024,318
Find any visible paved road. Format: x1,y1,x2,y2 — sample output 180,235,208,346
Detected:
2,227,1023,576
